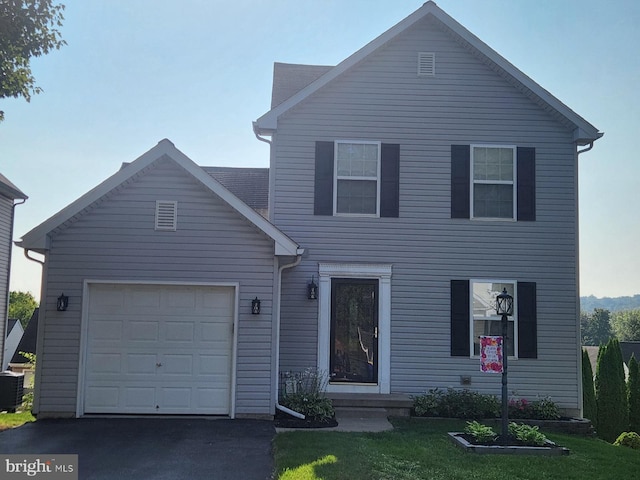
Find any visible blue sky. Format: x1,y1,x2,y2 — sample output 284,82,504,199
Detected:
2,0,638,299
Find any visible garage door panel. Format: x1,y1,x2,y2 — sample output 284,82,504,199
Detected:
129,321,159,342
162,354,193,374
84,284,234,415
164,322,195,342
86,386,119,409
125,387,156,408
88,353,121,374
126,353,158,374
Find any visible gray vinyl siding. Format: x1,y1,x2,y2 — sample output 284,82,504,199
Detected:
274,18,582,411
37,158,277,416
0,196,13,359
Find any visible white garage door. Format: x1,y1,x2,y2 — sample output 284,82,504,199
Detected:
83,284,234,415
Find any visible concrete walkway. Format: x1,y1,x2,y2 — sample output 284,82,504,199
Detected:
276,408,395,433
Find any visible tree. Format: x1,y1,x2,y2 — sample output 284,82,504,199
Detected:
581,308,613,346
629,354,640,433
582,349,597,424
595,338,629,442
611,309,640,341
0,0,66,121
8,291,38,328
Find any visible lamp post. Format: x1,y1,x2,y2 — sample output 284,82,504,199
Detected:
496,287,513,443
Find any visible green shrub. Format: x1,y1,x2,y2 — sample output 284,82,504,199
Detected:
613,431,640,450
628,354,640,433
507,396,560,420
465,421,497,443
582,349,597,423
596,338,629,442
279,368,334,421
508,422,548,446
413,388,500,420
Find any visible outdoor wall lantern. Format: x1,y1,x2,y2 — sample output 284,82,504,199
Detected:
307,276,318,300
57,293,69,312
251,297,261,315
495,287,514,444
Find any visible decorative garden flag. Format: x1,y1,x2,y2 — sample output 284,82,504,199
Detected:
480,335,503,373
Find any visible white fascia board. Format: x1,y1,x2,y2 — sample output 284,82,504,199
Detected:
254,1,602,143
17,139,300,257
168,146,300,256
17,140,173,252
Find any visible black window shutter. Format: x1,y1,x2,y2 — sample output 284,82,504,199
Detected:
451,280,470,356
517,282,537,358
380,143,400,218
517,147,536,221
314,141,334,215
451,145,470,218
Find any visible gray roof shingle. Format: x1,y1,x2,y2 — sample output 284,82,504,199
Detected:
271,62,333,109
204,167,269,213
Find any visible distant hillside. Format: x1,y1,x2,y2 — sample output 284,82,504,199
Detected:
581,294,640,313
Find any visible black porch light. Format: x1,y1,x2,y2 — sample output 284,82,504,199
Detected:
496,288,514,317
307,276,318,300
251,297,261,315
495,287,513,444
56,293,69,312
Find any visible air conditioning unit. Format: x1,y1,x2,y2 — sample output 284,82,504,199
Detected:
0,371,25,413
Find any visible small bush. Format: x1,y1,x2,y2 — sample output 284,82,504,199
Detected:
509,422,548,446
413,388,500,420
279,368,334,421
613,431,640,450
465,420,497,443
509,396,560,420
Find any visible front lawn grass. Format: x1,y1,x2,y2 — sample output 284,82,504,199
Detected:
274,418,640,480
0,411,35,431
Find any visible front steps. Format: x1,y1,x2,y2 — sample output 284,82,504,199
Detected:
327,393,413,418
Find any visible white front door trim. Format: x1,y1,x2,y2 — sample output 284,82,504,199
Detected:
317,263,392,394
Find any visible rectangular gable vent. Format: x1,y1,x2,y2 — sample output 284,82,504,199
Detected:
155,200,177,231
418,52,435,76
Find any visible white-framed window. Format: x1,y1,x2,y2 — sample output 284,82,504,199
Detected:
471,280,517,358
471,145,516,219
334,141,381,216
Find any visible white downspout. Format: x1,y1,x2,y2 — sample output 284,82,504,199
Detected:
274,253,305,419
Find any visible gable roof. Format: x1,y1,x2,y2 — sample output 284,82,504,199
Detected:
271,63,333,108
0,173,27,200
204,167,269,213
254,1,602,145
17,139,301,256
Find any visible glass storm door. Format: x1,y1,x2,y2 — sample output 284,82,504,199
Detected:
330,279,379,384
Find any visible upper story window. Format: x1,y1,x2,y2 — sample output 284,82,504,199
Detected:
471,146,516,219
451,144,535,221
335,141,381,215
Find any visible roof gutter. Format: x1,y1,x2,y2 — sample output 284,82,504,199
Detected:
252,121,273,145
274,254,305,419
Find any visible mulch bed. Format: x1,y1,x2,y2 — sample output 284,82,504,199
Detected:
274,409,338,429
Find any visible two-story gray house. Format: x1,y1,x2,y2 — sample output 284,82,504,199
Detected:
19,2,601,418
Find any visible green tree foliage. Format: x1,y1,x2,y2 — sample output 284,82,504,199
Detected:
0,0,66,121
8,291,38,328
581,308,613,346
595,338,629,442
582,349,597,423
628,354,640,433
611,309,640,341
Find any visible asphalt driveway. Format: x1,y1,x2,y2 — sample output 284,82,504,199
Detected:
0,418,275,479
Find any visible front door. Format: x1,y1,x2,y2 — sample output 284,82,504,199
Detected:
330,279,378,384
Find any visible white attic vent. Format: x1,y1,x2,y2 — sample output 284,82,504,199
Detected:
155,200,177,231
418,52,435,76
